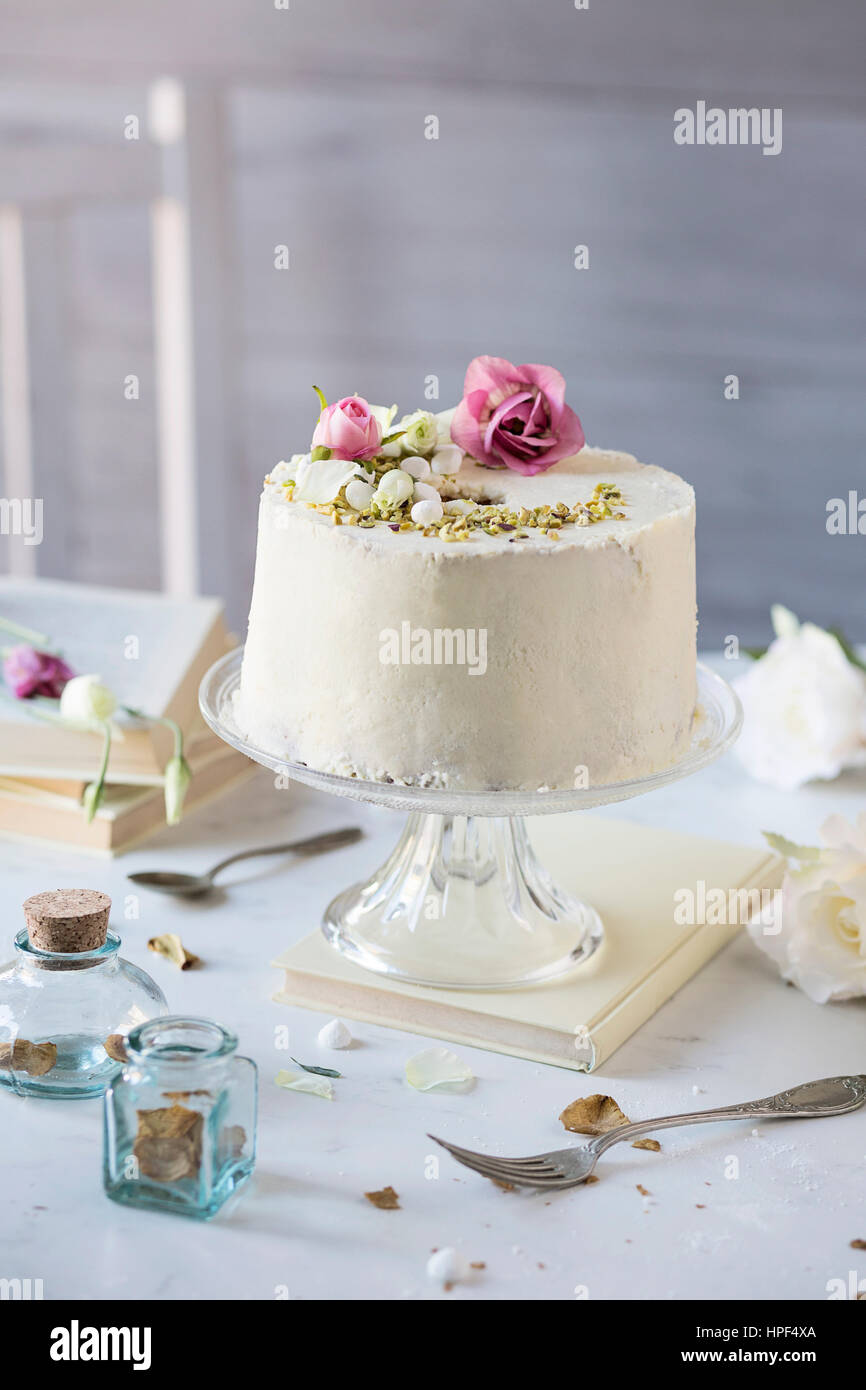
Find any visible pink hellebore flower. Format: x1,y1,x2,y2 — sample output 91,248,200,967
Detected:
450,356,585,475
311,396,383,462
2,645,75,699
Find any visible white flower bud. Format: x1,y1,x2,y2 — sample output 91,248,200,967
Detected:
59,674,117,727
374,469,414,507
397,410,438,457
164,754,192,826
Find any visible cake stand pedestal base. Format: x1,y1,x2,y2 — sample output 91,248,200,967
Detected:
322,813,603,990
200,652,742,993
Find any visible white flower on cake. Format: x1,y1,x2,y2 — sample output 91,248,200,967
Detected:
369,403,398,436
734,606,866,790
292,455,363,505
752,816,866,1003
430,444,463,476
394,409,439,457
373,469,414,508
402,455,432,481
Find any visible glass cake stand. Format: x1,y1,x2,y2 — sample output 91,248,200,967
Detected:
200,651,741,990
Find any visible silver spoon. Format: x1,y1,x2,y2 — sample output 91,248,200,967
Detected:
127,826,362,897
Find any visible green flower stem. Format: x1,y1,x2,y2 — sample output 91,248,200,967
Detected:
123,708,191,825
0,616,51,646
83,721,112,823
122,707,183,757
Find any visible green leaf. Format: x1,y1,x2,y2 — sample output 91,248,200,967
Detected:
290,1056,342,1078
763,831,821,862
742,646,768,661
380,428,408,447
310,445,331,462
312,384,328,414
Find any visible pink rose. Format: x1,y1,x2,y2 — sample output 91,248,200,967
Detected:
3,645,75,699
450,356,585,474
311,395,382,462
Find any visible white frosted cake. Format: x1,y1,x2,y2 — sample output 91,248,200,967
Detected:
237,358,697,791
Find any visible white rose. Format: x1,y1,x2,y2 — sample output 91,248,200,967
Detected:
374,469,414,507
395,410,438,457
369,403,398,437
733,612,866,790
59,674,117,727
752,817,866,1002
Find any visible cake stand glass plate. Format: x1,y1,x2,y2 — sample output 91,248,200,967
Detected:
200,652,741,990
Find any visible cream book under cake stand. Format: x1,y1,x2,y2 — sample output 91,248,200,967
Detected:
200,651,742,991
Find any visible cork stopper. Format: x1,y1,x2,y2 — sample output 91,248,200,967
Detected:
23,889,111,953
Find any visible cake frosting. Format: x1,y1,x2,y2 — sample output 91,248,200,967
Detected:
237,365,697,792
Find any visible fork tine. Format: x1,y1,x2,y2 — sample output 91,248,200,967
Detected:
430,1134,561,1167
429,1135,566,1183
428,1134,562,1174
442,1148,566,1188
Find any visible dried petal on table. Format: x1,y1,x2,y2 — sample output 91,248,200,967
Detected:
559,1093,630,1134
560,1093,660,1150
147,933,200,970
405,1047,474,1092
365,1186,400,1210
274,1069,334,1100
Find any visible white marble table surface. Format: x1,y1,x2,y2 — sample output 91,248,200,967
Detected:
2,657,865,1302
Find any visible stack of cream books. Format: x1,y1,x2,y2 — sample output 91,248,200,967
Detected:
0,578,253,853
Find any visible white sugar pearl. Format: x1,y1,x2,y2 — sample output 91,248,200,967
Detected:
430,445,463,475
413,481,441,503
374,469,414,506
345,480,374,511
317,1018,353,1050
411,497,444,524
444,499,475,516
427,1248,470,1285
402,455,431,480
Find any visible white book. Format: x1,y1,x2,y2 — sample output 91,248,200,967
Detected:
273,815,783,1072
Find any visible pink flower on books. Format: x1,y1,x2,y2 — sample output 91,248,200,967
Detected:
311,395,383,462
2,645,75,700
450,356,585,475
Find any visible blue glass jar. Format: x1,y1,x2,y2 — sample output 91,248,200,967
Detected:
103,1016,257,1220
0,892,168,1100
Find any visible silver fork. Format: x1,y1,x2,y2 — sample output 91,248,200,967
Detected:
430,1074,866,1191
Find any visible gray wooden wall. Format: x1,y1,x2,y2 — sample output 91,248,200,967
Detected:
0,0,863,644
